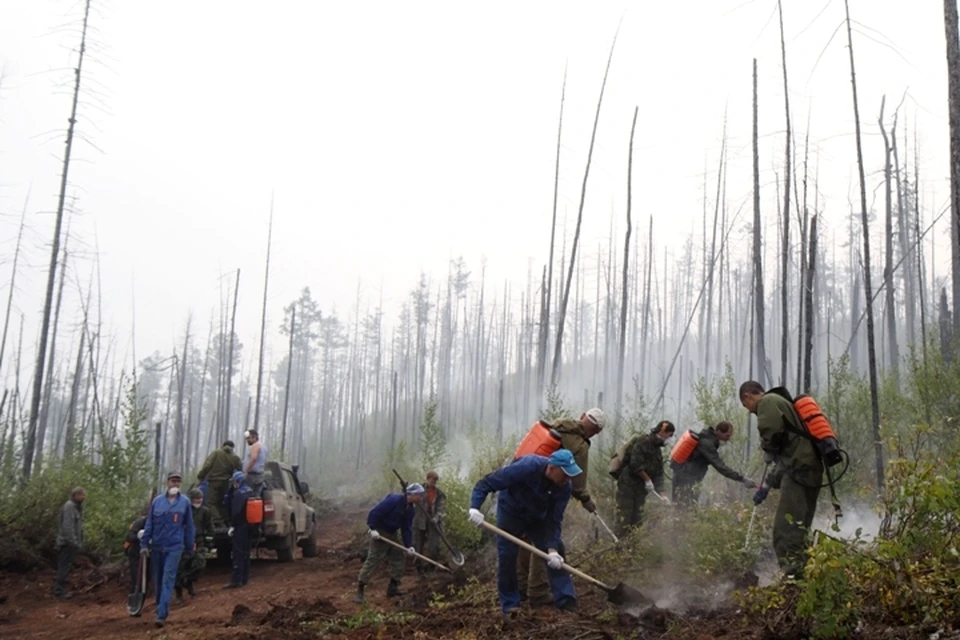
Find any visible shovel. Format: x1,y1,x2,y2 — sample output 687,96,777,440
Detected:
372,534,452,573
477,520,651,607
392,469,465,567
593,512,619,543
127,552,148,617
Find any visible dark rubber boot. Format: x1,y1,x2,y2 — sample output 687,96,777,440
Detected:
353,582,366,604
386,579,405,598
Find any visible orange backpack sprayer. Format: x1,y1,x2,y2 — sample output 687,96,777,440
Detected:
513,420,563,460
669,430,700,465
246,497,264,525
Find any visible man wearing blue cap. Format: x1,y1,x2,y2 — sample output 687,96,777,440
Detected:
223,471,252,589
354,482,425,603
467,450,581,617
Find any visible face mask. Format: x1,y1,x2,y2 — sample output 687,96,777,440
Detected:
168,487,180,496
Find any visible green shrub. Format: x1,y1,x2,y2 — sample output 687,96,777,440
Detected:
0,385,154,570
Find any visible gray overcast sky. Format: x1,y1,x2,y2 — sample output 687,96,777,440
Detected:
0,0,953,377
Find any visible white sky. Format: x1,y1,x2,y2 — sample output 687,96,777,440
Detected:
0,0,954,376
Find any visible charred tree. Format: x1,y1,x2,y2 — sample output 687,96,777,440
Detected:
253,201,273,433
551,23,620,387
752,59,769,386
945,0,960,336
23,0,92,480
615,107,638,422
845,0,884,489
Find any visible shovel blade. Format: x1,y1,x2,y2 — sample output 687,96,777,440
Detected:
448,549,465,567
127,592,145,617
606,582,652,607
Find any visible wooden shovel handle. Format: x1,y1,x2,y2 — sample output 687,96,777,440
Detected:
478,520,612,591
375,533,452,573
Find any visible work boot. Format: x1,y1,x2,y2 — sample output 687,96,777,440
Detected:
353,582,366,604
175,587,183,604
54,591,73,600
222,582,242,589
556,598,578,613
386,579,405,598
154,620,165,629
187,582,196,597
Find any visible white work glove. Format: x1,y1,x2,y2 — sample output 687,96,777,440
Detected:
406,546,416,557
228,527,235,537
137,529,145,540
644,480,655,493
368,529,381,540
546,550,564,570
467,508,484,527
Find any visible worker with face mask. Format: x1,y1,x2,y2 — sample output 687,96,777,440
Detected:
139,472,195,628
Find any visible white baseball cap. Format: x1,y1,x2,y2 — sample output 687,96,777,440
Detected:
585,407,607,429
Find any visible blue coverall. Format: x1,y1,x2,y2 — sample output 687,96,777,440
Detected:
143,493,195,623
228,483,253,585
470,455,577,613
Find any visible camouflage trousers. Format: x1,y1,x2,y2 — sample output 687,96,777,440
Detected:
175,553,206,589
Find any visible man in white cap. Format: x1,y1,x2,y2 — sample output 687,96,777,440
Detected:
354,483,425,603
518,407,606,606
468,449,581,618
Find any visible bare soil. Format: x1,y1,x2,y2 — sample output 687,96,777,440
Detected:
0,503,786,640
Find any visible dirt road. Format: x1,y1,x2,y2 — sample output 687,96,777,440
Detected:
0,503,425,639
0,503,745,639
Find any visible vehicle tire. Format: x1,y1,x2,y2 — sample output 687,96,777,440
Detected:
300,531,319,558
276,525,296,563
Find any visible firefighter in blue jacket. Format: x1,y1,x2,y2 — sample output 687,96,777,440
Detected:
468,449,580,618
354,483,425,603
223,471,252,589
139,471,195,629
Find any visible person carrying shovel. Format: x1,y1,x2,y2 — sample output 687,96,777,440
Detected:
412,471,446,578
467,449,581,619
354,483,425,603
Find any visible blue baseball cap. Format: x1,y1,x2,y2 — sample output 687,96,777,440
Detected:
548,449,582,476
231,471,246,484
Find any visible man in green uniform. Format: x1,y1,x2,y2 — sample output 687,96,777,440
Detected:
739,381,823,579
197,440,242,522
671,421,757,506
175,488,214,601
519,407,606,606
615,420,674,535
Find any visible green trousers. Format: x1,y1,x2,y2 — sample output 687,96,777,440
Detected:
413,526,441,573
615,479,648,536
358,532,404,585
773,475,821,577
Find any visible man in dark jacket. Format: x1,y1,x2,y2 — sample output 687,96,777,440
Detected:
468,450,581,618
740,381,824,579
615,421,674,535
413,471,446,578
197,441,242,522
176,488,214,600
354,483,425,603
140,472,195,628
223,472,252,589
54,487,86,599
671,421,757,506
124,509,149,594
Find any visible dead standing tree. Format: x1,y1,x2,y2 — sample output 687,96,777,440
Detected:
752,59,769,386
845,0,884,490
551,22,621,389
945,0,960,337
615,106,638,424
23,0,92,480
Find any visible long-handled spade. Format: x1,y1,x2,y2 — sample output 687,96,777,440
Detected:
477,520,651,608
593,512,619,543
373,534,453,573
127,552,148,617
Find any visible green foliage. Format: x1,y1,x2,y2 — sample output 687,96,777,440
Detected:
0,385,155,570
539,385,570,423
419,399,447,473
739,447,960,638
